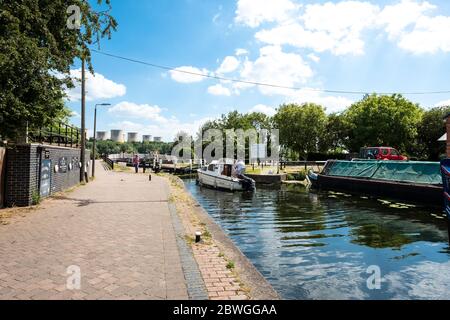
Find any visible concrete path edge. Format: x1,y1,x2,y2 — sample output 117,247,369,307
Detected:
168,203,209,300
175,177,280,300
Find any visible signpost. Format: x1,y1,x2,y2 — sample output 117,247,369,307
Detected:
58,157,68,173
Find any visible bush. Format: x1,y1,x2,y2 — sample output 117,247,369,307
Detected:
286,170,306,181
31,191,41,205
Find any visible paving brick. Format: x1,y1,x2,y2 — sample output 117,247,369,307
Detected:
0,163,194,300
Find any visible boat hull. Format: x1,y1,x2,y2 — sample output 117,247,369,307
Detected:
197,170,255,191
309,172,443,206
197,171,248,191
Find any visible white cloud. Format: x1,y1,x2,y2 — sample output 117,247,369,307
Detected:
256,1,379,55
108,117,213,142
256,23,330,53
307,53,320,63
217,56,240,74
285,88,354,113
249,104,276,116
303,1,380,55
208,84,232,96
108,101,168,123
435,99,450,107
169,66,209,83
66,69,126,102
249,0,450,56
213,13,221,24
377,0,450,54
239,45,313,95
70,111,81,118
397,15,450,54
231,81,255,93
378,0,436,39
235,0,299,28
235,48,249,56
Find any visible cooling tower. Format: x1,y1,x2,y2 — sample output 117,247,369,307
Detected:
96,131,107,141
110,130,124,143
128,132,139,143
142,135,152,142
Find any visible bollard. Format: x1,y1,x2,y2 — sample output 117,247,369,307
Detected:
195,231,202,243
149,174,152,181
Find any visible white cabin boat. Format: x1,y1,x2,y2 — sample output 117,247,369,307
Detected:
197,159,255,191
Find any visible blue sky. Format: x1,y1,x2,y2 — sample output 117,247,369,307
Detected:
66,0,450,141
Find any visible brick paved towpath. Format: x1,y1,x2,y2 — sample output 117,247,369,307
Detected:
0,162,198,300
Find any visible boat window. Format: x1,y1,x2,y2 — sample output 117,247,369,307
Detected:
222,164,232,177
382,149,389,155
208,164,215,171
391,149,399,156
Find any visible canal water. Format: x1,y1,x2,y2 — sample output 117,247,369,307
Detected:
184,179,450,300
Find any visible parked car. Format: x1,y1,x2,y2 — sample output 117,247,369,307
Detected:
359,147,408,161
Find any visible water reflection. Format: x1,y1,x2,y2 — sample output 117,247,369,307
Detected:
184,180,450,300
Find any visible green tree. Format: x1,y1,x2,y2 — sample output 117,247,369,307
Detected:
96,140,121,156
196,110,274,161
417,106,450,160
318,113,349,153
0,0,117,140
119,142,137,155
344,94,423,154
273,103,327,160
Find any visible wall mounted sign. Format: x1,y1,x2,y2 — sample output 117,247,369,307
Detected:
44,150,50,160
72,157,79,169
40,160,52,198
58,157,68,173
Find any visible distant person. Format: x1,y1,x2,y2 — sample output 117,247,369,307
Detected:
235,160,246,177
231,161,238,178
133,154,140,173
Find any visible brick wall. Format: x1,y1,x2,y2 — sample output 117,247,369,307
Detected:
5,144,91,207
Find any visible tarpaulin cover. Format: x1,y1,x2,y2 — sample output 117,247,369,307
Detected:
326,160,442,185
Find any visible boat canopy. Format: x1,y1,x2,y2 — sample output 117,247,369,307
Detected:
324,160,442,185
209,159,236,165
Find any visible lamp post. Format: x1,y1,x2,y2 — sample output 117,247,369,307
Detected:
92,103,111,178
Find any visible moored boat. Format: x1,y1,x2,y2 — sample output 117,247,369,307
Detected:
197,159,255,191
308,160,443,205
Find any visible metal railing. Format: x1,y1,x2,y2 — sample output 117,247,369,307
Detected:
28,122,82,148
102,155,115,170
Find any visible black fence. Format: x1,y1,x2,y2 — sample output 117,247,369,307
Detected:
28,122,82,148
102,155,115,170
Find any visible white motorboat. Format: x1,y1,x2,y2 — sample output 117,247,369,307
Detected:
197,159,255,191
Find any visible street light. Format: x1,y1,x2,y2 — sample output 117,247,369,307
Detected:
92,103,111,178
